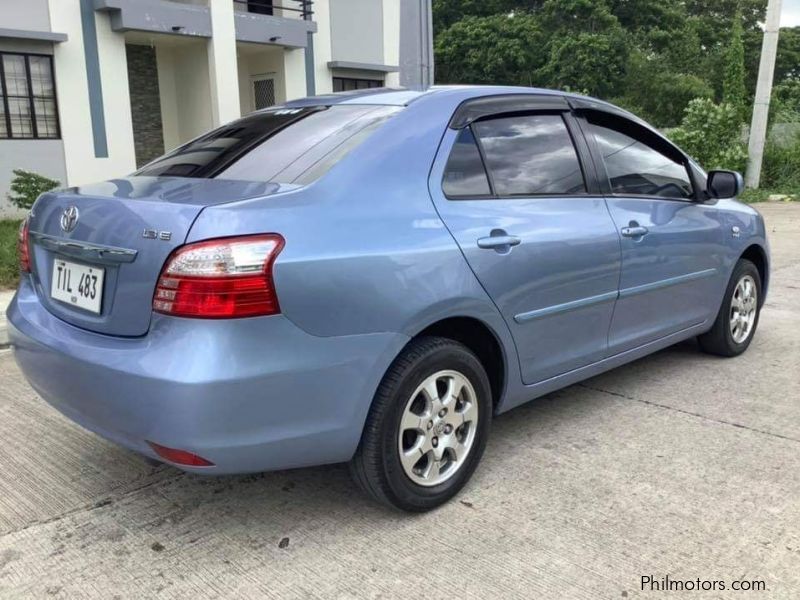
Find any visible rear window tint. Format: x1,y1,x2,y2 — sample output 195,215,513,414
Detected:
136,105,401,183
473,114,586,196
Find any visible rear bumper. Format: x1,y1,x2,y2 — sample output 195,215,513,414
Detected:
7,279,408,474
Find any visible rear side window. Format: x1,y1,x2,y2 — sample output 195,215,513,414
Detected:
473,114,586,196
442,128,492,198
587,113,693,200
136,105,401,184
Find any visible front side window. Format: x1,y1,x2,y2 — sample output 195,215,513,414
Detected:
0,52,59,139
472,114,586,196
587,113,693,200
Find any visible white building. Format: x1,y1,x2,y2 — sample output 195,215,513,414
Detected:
0,0,433,216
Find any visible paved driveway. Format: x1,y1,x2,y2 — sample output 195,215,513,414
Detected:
1,203,798,599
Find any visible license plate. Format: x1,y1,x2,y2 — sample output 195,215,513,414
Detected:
51,259,105,314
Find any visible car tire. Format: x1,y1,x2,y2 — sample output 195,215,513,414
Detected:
698,259,762,357
350,336,492,512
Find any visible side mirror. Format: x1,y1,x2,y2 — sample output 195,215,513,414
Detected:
707,170,744,199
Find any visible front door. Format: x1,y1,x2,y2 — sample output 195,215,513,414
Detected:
430,106,621,385
580,110,728,354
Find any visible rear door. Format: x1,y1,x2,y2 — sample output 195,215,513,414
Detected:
429,97,621,385
578,109,728,354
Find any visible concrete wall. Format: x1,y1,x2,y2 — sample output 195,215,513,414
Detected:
0,39,54,54
283,47,307,100
0,0,53,33
47,1,137,186
236,43,308,113
310,0,333,94
208,0,240,125
329,0,383,65
382,0,400,86
156,41,214,151
237,47,285,114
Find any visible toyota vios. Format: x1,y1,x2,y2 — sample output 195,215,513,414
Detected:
8,87,769,511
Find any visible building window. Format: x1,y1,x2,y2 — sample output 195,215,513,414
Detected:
246,0,273,15
0,52,60,139
333,77,383,92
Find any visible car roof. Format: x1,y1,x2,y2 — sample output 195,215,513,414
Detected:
282,85,641,121
284,85,569,107
278,85,657,140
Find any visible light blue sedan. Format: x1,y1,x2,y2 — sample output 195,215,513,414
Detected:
8,87,769,511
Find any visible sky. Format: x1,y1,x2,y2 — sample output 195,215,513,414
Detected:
784,0,800,26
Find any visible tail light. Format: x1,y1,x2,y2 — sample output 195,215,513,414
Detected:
18,218,31,273
153,234,284,319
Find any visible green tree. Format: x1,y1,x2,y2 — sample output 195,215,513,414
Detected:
535,0,629,97
685,0,766,98
539,0,620,33
606,0,686,33
644,20,704,75
669,98,748,172
433,0,542,31
617,51,713,126
776,27,800,82
431,0,775,128
435,14,544,86
540,33,628,97
772,77,800,121
685,0,766,46
6,169,60,210
723,10,748,120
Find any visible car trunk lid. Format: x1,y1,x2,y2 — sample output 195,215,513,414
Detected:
27,176,282,336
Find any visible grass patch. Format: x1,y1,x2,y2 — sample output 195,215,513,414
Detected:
0,219,22,289
739,188,799,204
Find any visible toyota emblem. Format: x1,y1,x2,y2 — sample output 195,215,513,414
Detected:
60,205,79,233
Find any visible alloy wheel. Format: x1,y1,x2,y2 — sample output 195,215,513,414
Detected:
397,370,479,487
730,274,758,344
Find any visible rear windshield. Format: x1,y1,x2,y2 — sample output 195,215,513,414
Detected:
135,105,401,184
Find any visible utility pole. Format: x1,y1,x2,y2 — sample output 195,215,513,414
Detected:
746,0,783,188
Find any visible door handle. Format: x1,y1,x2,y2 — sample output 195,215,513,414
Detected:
620,225,649,238
477,233,521,251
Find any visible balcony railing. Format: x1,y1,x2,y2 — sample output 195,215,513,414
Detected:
232,0,313,20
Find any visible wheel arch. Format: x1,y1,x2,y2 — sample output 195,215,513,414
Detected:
407,316,510,412
740,243,769,300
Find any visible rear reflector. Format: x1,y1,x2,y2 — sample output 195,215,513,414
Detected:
153,234,284,319
147,441,215,467
18,218,31,273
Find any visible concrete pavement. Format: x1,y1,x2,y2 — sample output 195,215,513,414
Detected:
0,203,798,599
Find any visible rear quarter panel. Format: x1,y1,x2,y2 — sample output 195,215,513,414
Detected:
187,91,523,407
